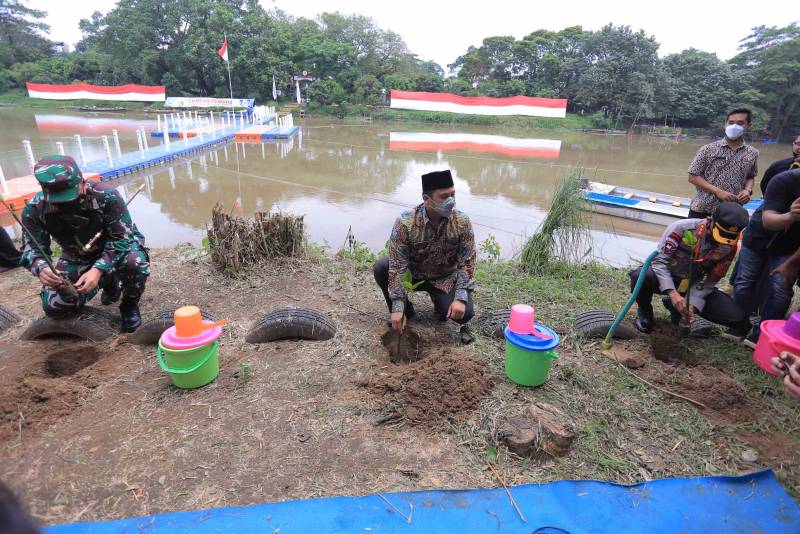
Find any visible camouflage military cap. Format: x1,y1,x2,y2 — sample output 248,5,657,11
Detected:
33,155,83,203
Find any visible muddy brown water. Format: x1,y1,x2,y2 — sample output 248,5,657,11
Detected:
1,108,793,265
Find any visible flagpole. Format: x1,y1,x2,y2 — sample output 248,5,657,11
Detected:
224,32,234,115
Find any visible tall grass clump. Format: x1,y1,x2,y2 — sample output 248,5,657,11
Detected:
520,171,591,275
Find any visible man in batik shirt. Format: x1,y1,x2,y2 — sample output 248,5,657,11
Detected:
20,155,149,332
373,169,476,342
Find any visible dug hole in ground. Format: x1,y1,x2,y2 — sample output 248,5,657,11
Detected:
0,245,798,525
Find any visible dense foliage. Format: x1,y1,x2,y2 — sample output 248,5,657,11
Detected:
1,0,797,135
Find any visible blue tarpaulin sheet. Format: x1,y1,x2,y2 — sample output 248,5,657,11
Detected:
47,470,798,533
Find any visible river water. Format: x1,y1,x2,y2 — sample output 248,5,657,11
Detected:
0,108,792,266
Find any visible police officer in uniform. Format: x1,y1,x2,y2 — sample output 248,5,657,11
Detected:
629,202,751,335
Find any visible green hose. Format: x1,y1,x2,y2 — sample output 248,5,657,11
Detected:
602,249,659,349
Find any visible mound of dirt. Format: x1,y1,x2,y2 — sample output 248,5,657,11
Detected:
364,348,493,423
645,364,746,411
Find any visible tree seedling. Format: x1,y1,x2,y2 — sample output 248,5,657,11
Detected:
236,361,253,386
397,271,424,356
680,230,698,333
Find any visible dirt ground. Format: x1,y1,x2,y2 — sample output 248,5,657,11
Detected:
1,247,798,526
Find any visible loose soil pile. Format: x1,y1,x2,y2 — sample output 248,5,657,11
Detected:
364,348,493,423
644,364,746,411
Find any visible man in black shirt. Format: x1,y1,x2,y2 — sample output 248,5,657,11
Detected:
733,168,800,341
759,135,800,193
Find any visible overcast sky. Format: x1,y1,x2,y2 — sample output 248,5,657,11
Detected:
30,0,796,72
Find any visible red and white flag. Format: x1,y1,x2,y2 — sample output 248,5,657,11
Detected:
217,39,229,62
390,90,567,118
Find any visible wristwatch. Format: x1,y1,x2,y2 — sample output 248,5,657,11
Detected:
746,187,753,195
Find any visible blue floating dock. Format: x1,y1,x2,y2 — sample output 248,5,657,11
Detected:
263,125,299,139
235,125,299,141
46,470,799,533
151,115,275,139
83,126,238,180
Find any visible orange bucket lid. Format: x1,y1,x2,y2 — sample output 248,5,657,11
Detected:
172,306,228,338
174,306,205,338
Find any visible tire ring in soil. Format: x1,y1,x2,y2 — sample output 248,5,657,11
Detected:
573,309,638,340
689,317,713,338
474,309,511,339
20,306,120,342
0,304,21,333
129,309,218,345
245,307,336,343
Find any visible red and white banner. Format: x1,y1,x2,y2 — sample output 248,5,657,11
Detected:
390,90,567,118
26,82,166,102
34,114,155,134
389,132,562,159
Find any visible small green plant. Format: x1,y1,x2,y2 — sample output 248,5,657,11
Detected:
480,234,501,262
401,270,424,293
396,270,424,353
236,361,253,386
338,227,377,272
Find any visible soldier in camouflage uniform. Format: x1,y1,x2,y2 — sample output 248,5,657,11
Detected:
20,155,149,332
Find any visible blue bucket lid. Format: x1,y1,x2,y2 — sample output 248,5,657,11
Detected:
504,323,560,351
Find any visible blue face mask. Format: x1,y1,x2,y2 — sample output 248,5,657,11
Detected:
432,196,455,218
725,124,745,140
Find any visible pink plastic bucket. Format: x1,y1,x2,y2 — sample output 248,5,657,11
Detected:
508,304,535,335
753,312,800,376
160,324,223,350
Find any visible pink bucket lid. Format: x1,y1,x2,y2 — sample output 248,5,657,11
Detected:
761,312,800,350
160,323,222,350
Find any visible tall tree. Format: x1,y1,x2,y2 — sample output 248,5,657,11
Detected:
730,24,800,137
659,49,734,126
576,24,660,119
0,0,52,69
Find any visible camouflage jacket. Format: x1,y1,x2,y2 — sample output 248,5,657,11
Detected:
388,203,476,313
20,183,145,275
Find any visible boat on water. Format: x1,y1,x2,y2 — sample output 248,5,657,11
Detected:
580,179,763,227
78,106,127,113
581,128,628,135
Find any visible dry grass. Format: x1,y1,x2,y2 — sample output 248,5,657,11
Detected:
207,204,305,274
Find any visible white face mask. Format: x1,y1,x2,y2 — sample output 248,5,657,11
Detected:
725,124,745,140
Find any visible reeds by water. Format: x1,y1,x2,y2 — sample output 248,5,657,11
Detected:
207,204,305,274
520,171,591,275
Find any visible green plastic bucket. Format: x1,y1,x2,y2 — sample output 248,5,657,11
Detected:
157,340,220,389
504,323,560,387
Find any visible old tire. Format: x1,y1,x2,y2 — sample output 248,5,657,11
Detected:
574,310,638,340
689,317,713,338
0,305,21,333
474,309,511,339
129,309,218,346
20,306,120,341
246,308,336,343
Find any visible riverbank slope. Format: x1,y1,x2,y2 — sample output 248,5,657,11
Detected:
0,245,797,525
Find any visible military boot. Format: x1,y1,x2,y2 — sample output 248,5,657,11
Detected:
119,295,142,333
100,271,121,305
